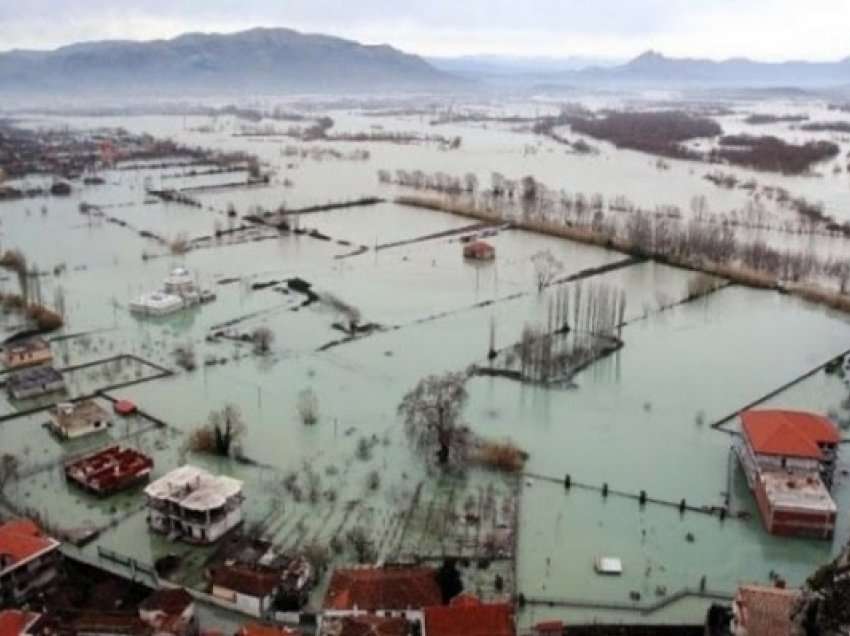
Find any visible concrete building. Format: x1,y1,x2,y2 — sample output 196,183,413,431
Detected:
735,410,841,539
144,466,243,544
209,564,279,617
0,519,61,608
1,339,52,370
48,400,111,440
130,268,203,317
6,366,65,400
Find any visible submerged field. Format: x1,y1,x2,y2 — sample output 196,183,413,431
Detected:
1,98,849,628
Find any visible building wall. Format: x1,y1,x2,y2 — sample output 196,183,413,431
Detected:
210,586,268,617
146,502,242,544
0,547,60,606
3,348,51,369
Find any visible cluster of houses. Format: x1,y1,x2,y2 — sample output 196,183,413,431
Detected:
1,338,64,401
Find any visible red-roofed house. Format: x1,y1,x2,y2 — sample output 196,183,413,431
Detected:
424,594,514,636
139,588,196,636
321,566,441,630
209,564,280,617
0,519,61,607
318,614,412,636
0,610,42,636
731,584,800,636
735,410,841,539
236,622,299,636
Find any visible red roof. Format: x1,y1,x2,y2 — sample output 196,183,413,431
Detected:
323,567,442,612
740,410,840,460
139,588,193,615
114,400,137,415
735,585,799,636
0,519,59,568
424,595,514,636
210,564,279,597
237,622,299,636
0,611,39,636
323,615,411,636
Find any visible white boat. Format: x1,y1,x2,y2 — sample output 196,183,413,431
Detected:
594,556,623,575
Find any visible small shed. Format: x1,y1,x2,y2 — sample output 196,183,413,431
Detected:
1,338,52,369
463,241,496,261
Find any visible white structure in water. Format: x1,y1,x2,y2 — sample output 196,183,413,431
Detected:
130,267,208,316
144,465,244,544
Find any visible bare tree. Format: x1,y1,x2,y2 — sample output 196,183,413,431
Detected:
531,249,564,292
297,388,319,425
252,326,274,354
0,453,19,490
208,404,245,456
398,372,469,468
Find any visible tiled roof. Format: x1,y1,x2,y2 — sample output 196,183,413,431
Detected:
210,564,279,597
323,615,411,636
0,611,39,636
424,595,514,636
323,567,442,611
237,622,299,636
0,519,59,569
741,410,840,460
736,585,800,636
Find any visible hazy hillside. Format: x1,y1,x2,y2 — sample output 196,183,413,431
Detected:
0,27,462,97
560,50,850,88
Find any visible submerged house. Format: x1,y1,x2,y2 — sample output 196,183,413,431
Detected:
0,519,62,607
463,240,496,261
144,466,243,544
64,446,154,496
130,268,206,317
730,584,800,636
1,339,52,370
48,400,111,439
735,409,841,539
6,366,65,400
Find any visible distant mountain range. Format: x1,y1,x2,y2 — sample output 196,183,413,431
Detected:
553,50,850,88
432,50,850,89
0,27,461,97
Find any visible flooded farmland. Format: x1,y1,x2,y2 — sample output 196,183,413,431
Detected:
1,95,850,629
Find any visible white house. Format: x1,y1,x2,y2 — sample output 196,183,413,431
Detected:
144,466,243,544
48,400,111,439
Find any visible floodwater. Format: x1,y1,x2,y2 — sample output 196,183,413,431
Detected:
1,96,849,627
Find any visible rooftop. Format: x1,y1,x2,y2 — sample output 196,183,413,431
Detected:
138,588,194,615
237,622,299,636
735,585,800,636
210,564,280,597
0,611,41,636
320,615,411,636
760,471,837,513
424,594,514,636
51,399,109,428
65,445,153,487
740,410,840,460
7,365,63,391
144,465,243,511
0,519,60,572
4,338,49,355
323,566,442,612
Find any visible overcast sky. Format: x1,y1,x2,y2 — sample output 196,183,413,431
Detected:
1,0,849,61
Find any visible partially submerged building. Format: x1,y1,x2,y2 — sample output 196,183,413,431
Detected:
6,366,65,400
64,445,154,496
1,339,52,370
144,466,243,544
735,410,841,539
0,519,61,607
463,240,496,261
48,400,111,439
130,268,206,317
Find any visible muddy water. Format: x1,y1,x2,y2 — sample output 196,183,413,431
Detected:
0,102,848,626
